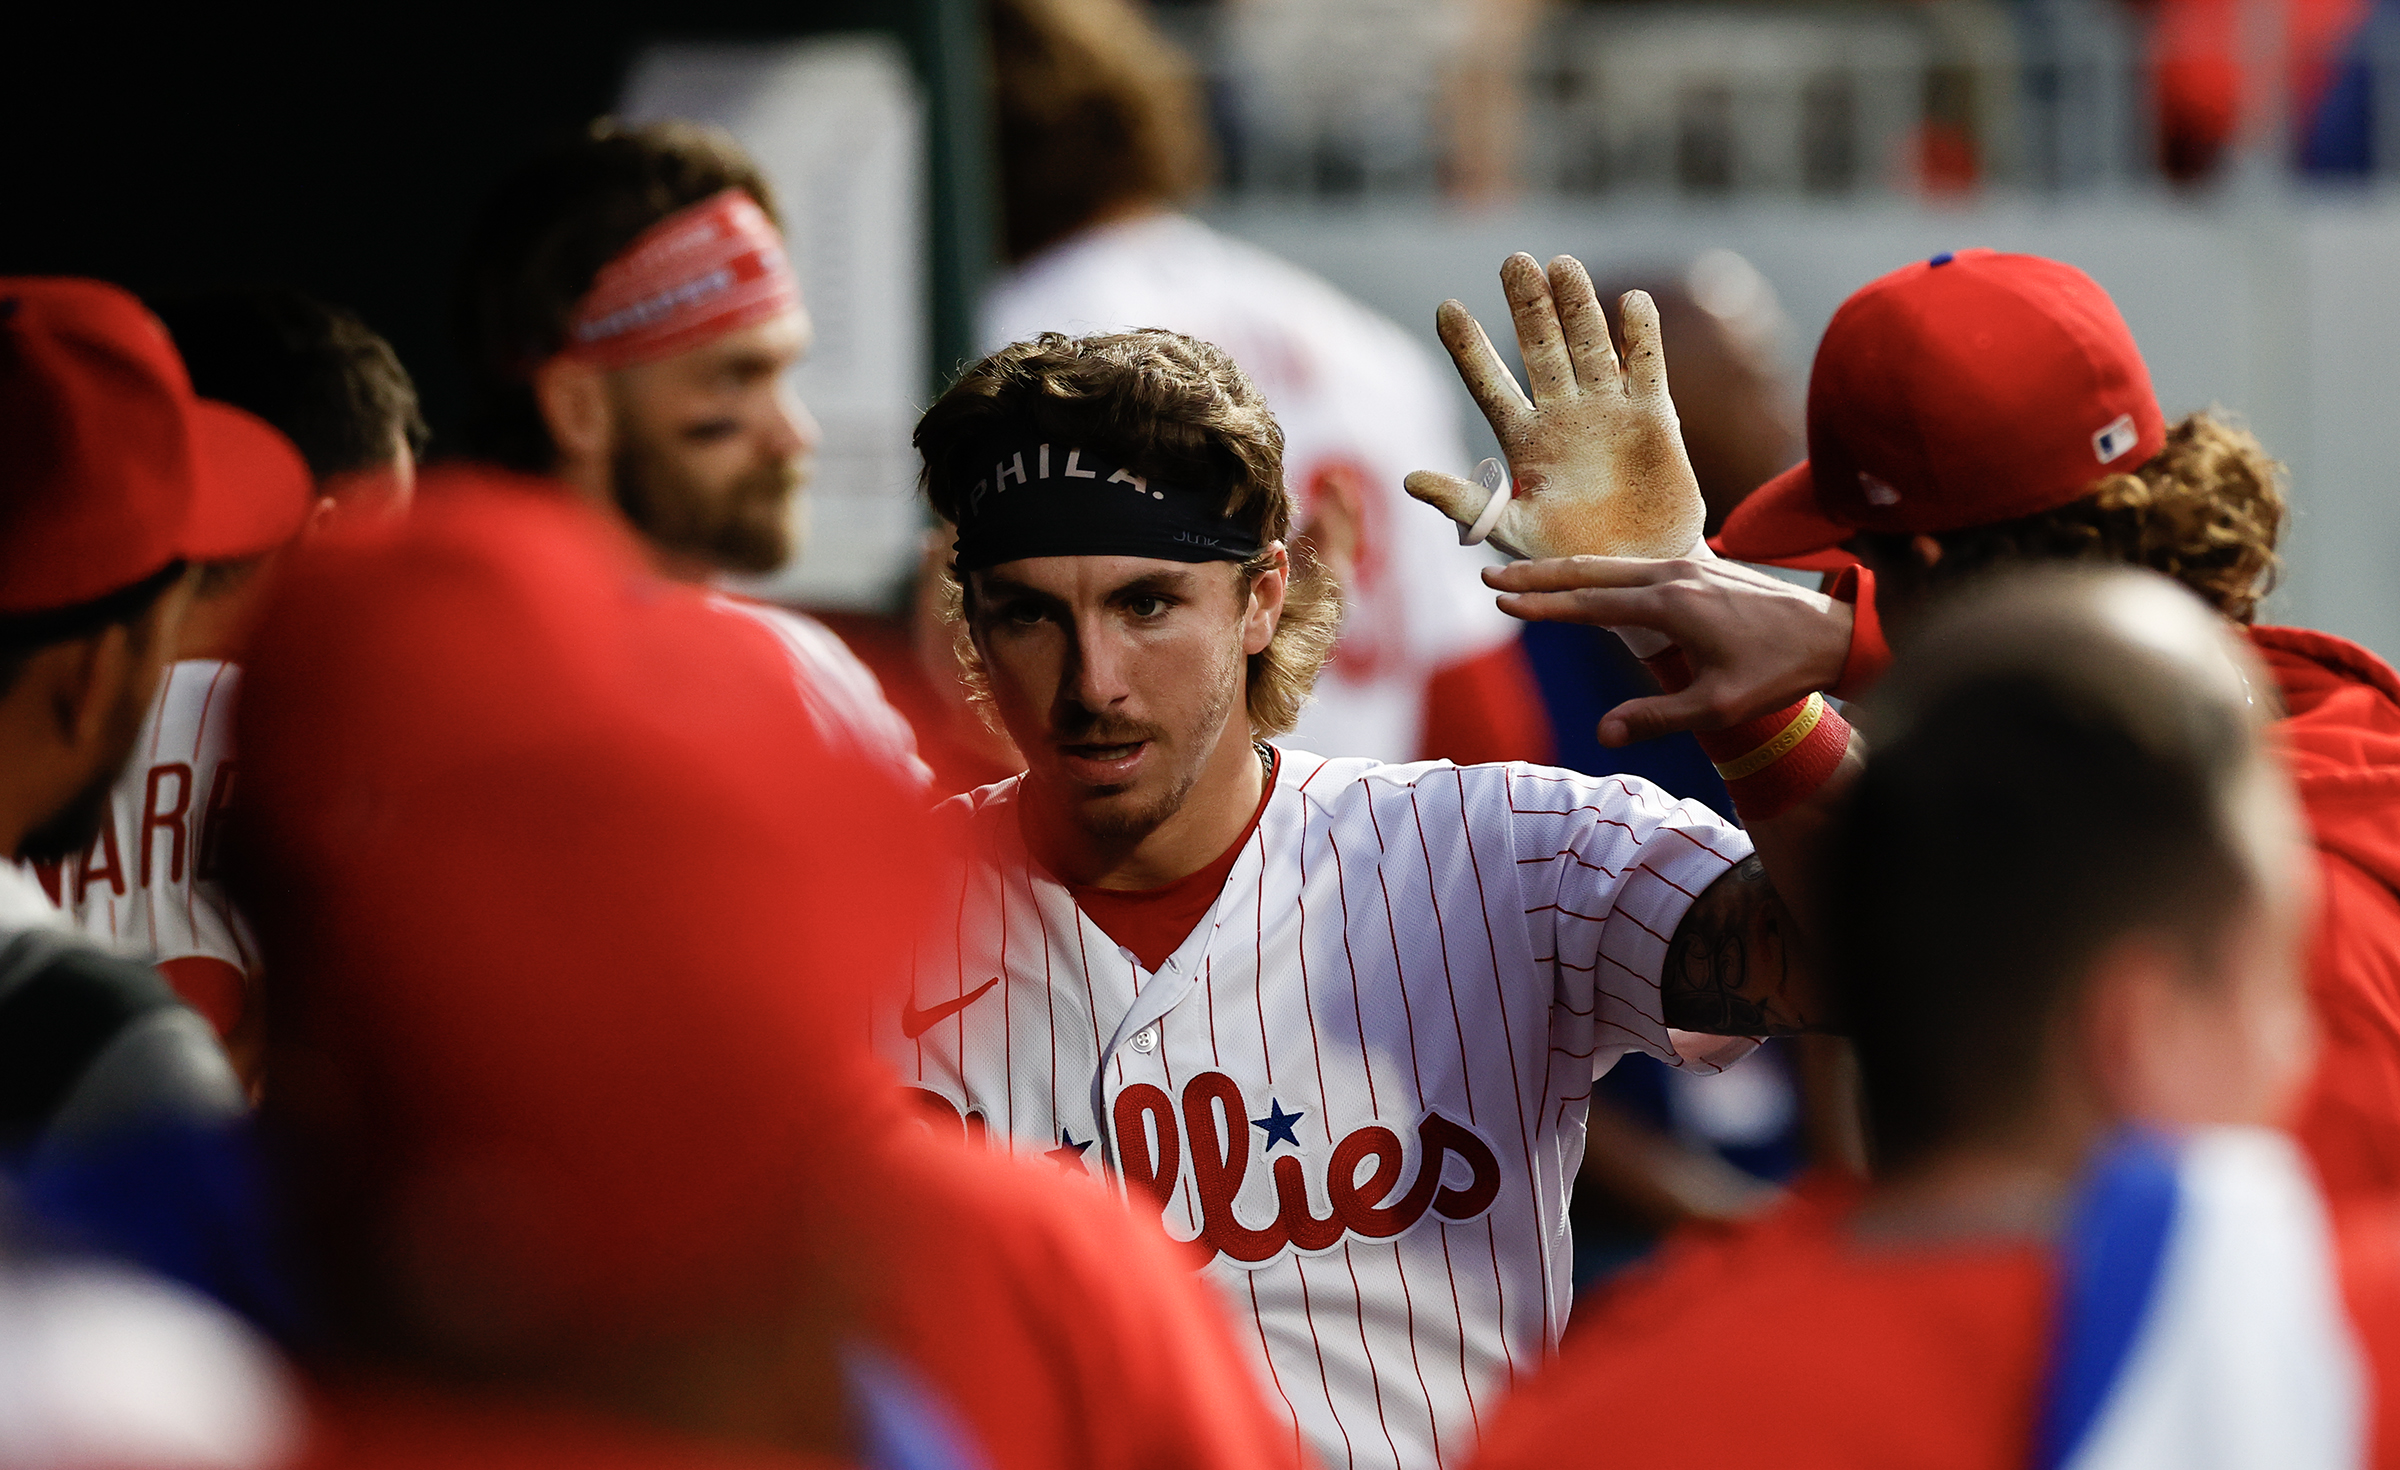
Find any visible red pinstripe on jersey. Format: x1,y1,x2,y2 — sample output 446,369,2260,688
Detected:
890,750,1752,1470
56,661,254,988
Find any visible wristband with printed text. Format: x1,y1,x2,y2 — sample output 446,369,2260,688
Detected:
1637,647,1854,824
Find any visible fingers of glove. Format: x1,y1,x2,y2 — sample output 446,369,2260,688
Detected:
1404,469,1490,527
1547,255,1620,392
1436,299,1533,433
1616,289,1674,406
1598,688,1724,747
1501,252,1577,403
1483,555,1678,594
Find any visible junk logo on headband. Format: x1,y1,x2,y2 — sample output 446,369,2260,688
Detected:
561,189,803,370
951,443,1265,572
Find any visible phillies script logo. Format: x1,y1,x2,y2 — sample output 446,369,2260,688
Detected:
1116,1072,1502,1264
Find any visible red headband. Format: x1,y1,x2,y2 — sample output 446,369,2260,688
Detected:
560,189,801,369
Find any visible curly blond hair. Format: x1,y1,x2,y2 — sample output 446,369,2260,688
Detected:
917,331,1341,737
1867,412,2286,623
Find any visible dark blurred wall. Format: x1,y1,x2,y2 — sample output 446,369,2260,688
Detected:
3,3,946,447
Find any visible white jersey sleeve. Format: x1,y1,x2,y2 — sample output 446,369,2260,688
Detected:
57,660,254,977
886,750,1755,1470
710,597,932,790
1502,766,1762,1075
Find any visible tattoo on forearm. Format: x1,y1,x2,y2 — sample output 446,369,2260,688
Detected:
1661,856,1820,1036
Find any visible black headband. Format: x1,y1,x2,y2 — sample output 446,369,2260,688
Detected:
949,442,1263,572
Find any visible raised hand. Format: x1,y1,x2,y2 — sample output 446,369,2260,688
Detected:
1406,252,1706,563
1481,556,1854,745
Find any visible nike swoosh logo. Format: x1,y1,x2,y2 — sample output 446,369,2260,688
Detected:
900,977,1000,1040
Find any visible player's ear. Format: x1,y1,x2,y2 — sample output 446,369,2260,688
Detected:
1242,545,1289,656
36,590,174,752
532,357,616,468
29,633,109,748
2077,931,2194,1126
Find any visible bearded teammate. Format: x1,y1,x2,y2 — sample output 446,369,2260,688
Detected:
453,118,926,784
888,259,1859,1470
37,289,422,1079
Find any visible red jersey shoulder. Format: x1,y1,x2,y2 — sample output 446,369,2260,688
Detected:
2252,624,2400,715
866,1135,1300,1470
1478,1181,2048,1470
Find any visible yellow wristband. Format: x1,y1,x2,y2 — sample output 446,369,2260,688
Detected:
1712,693,1826,782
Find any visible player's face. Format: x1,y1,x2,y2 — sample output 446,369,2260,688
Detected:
19,577,193,863
969,556,1271,839
607,310,819,575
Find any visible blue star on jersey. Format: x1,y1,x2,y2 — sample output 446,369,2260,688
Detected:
1252,1099,1303,1152
1045,1129,1093,1168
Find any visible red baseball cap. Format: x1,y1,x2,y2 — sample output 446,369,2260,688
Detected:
235,483,932,1342
1714,250,2166,566
0,278,311,615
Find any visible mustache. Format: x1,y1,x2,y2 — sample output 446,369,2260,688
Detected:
736,453,803,503
1050,716,1159,747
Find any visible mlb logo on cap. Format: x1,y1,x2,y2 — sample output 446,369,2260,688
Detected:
2093,413,2141,465
1715,250,2169,567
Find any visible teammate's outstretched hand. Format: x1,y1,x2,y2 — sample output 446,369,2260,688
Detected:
1484,556,1853,746
1406,252,1706,562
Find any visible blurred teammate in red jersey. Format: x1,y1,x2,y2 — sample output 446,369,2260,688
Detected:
233,484,1295,1470
452,119,925,786
1476,249,2400,1203
1472,567,2400,1470
40,288,423,1081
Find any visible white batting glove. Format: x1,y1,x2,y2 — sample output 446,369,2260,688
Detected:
1406,252,1709,568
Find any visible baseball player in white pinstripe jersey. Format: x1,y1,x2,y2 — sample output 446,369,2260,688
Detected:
886,255,1864,1470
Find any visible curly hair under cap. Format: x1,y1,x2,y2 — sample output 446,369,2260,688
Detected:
1864,411,2286,624
916,330,1340,737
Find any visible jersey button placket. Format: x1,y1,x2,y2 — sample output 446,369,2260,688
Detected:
1090,955,1203,1172
1137,960,1173,1052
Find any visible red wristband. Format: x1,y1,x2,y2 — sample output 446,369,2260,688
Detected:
1702,695,1852,823
1824,564,1891,702
1636,646,1851,824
